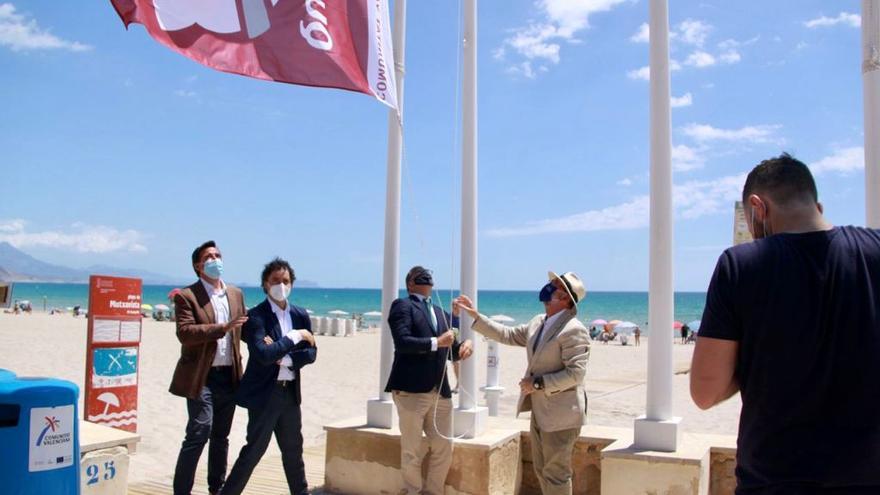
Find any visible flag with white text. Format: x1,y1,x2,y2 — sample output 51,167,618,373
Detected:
110,0,398,109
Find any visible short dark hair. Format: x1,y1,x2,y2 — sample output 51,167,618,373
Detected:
261,257,296,293
191,240,217,276
742,153,818,207
405,266,433,286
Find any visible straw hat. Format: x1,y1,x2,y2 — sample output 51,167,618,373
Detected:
548,271,586,304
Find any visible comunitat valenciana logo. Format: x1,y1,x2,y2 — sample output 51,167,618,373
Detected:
36,416,69,447
150,0,334,50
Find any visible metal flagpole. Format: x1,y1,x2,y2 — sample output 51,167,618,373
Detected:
864,0,880,228
454,0,488,438
367,0,407,429
633,0,681,452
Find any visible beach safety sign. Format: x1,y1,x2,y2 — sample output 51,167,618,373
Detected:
29,405,75,472
86,275,142,432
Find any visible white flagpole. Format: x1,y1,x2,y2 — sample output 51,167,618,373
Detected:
864,0,880,228
367,0,407,429
455,0,488,438
634,0,680,452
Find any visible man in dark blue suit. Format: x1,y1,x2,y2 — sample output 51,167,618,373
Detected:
385,266,473,495
220,258,316,495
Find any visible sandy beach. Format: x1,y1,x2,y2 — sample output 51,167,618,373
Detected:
0,312,741,486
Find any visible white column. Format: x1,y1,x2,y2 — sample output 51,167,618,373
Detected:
634,0,680,452
454,0,488,438
483,340,503,416
864,0,880,228
367,0,407,429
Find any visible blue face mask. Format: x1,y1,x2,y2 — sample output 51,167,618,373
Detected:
538,282,556,302
203,259,224,279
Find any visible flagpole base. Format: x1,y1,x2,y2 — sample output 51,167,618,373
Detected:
634,415,681,452
366,398,396,429
453,406,488,439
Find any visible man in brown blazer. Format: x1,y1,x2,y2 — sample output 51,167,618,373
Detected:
170,240,248,495
455,271,589,495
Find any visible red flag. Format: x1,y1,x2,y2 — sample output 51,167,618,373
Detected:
110,0,398,109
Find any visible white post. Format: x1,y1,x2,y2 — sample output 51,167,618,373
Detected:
633,0,681,452
864,0,880,228
367,0,407,429
483,341,503,416
454,0,488,438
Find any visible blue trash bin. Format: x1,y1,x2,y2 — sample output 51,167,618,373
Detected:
0,377,81,495
0,369,15,381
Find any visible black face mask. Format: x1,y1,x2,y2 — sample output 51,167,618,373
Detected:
538,283,556,302
411,271,434,286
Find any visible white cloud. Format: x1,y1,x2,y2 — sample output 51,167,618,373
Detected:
677,19,712,47
0,220,147,253
617,178,633,186
497,0,627,77
804,12,861,29
672,144,704,171
681,123,782,144
630,22,649,43
0,3,91,52
685,50,716,67
810,147,864,175
626,59,681,81
670,93,693,108
718,50,741,64
487,172,746,236
174,89,198,98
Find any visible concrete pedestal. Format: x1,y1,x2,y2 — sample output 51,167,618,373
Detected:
601,436,709,495
634,415,682,452
452,406,489,439
365,398,396,429
79,421,140,495
324,417,521,494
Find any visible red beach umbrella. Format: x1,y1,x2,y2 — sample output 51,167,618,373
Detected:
673,321,684,329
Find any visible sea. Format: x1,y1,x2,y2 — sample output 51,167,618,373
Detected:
8,282,707,334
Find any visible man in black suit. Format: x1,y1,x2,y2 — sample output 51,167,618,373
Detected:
220,258,316,495
385,266,473,495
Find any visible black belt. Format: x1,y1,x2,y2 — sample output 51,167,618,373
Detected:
210,365,232,371
276,380,292,387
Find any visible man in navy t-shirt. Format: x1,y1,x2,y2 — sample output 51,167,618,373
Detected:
690,153,880,494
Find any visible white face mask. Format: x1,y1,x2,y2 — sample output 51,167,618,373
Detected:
269,283,291,302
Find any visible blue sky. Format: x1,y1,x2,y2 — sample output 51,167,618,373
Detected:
0,0,869,290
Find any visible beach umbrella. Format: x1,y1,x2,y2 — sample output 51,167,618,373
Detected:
673,321,684,329
489,314,515,323
167,288,181,299
328,309,349,316
604,319,621,332
614,321,639,335
687,320,701,332
306,309,314,314
141,304,153,311
154,304,170,311
363,311,383,318
590,318,607,326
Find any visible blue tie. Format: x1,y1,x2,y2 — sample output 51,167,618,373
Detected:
532,321,546,353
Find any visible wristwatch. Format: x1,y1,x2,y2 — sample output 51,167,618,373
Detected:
533,376,544,390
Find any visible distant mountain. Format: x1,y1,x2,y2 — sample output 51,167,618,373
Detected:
0,242,321,286
0,242,186,284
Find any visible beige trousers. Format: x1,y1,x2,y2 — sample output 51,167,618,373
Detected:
530,416,580,495
392,390,453,495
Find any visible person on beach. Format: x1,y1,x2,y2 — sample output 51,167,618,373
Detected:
455,271,589,495
170,240,248,495
385,266,474,495
680,323,689,344
690,153,880,494
633,326,641,346
220,258,316,495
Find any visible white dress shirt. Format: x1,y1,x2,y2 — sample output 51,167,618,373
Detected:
534,310,565,350
268,297,303,381
411,293,440,351
201,278,232,367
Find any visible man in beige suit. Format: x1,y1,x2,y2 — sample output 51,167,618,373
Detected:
455,271,589,495
170,240,248,495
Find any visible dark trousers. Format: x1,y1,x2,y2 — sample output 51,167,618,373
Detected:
173,367,237,495
221,382,307,495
